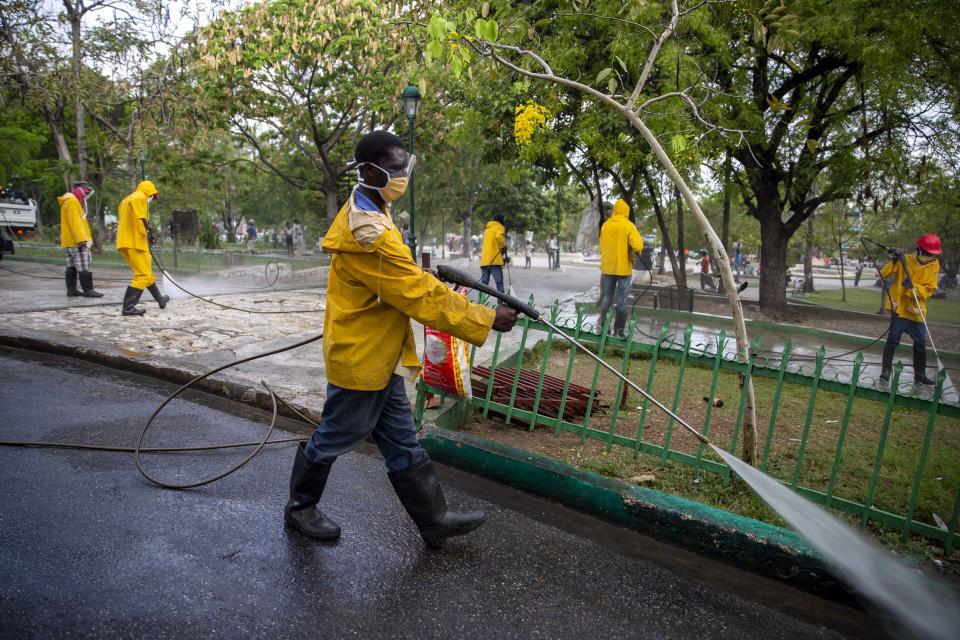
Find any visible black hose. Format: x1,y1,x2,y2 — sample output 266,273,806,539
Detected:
151,253,323,315
0,331,324,489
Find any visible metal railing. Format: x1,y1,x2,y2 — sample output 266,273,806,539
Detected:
416,296,960,550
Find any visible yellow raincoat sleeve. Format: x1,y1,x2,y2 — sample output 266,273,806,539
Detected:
628,226,644,256
346,237,496,347
912,260,939,302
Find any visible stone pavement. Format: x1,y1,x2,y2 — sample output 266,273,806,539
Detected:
0,258,604,421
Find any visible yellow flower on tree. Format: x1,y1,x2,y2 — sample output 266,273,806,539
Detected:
513,101,551,146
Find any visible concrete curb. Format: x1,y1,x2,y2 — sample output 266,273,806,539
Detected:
419,427,854,602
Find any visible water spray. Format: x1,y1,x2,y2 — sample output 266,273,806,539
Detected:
436,263,959,640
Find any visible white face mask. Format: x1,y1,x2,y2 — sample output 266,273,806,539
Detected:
148,194,157,203
357,154,416,203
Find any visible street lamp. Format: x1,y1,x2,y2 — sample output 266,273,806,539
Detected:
400,83,421,262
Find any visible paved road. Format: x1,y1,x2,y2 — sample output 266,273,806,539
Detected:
0,347,883,639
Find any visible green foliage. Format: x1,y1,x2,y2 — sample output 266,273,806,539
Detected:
198,214,222,250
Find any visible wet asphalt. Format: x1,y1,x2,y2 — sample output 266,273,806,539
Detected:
0,347,882,639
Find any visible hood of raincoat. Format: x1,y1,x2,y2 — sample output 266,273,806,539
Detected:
600,199,644,276
137,180,158,200
320,194,495,391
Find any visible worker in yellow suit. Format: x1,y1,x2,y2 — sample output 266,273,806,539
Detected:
58,182,102,298
599,198,643,337
116,180,168,316
479,213,507,293
878,234,942,387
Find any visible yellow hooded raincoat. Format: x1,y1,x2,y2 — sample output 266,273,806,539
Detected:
58,193,91,247
116,180,158,289
479,220,506,267
322,193,497,391
600,199,644,276
880,254,940,323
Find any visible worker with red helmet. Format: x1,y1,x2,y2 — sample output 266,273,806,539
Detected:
878,233,941,387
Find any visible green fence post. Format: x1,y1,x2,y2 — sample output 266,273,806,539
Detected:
760,340,793,472
505,294,535,425
481,330,503,419
825,353,864,507
791,346,826,488
945,489,960,555
730,336,761,459
606,315,637,453
861,361,903,528
901,369,946,541
529,299,560,431
661,324,694,463
580,311,612,444
555,306,585,438
634,322,669,458
696,330,727,472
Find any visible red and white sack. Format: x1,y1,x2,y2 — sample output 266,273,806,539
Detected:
421,287,473,399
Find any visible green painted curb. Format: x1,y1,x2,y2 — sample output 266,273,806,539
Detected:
421,427,853,601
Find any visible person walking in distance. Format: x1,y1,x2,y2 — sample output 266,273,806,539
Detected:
116,181,169,316
58,182,103,298
598,199,643,337
479,213,508,293
284,130,518,548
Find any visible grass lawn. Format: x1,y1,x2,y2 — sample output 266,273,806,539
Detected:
7,243,328,273
460,342,960,566
802,286,960,325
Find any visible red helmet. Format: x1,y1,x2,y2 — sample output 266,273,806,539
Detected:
916,233,942,255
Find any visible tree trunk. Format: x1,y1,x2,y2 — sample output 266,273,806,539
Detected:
721,150,731,250
803,214,815,294
70,13,88,182
758,215,789,311
838,235,847,302
674,187,687,290
325,188,340,223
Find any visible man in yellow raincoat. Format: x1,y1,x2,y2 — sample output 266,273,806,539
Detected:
479,214,507,293
116,180,168,316
599,198,643,337
58,182,102,298
878,234,942,387
284,130,518,548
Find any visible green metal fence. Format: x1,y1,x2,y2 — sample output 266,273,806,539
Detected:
416,296,960,550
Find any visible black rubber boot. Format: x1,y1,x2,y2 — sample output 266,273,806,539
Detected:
121,286,146,316
78,271,103,298
913,349,935,387
65,267,82,297
283,443,341,540
389,457,486,549
147,284,169,309
878,345,896,385
614,309,628,338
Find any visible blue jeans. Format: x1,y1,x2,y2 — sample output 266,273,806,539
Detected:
303,375,427,472
480,265,504,293
886,315,926,354
599,274,631,323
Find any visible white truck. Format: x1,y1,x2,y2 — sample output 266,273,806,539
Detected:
0,188,37,259
0,188,37,238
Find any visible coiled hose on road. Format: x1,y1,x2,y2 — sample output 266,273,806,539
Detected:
1,256,328,488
